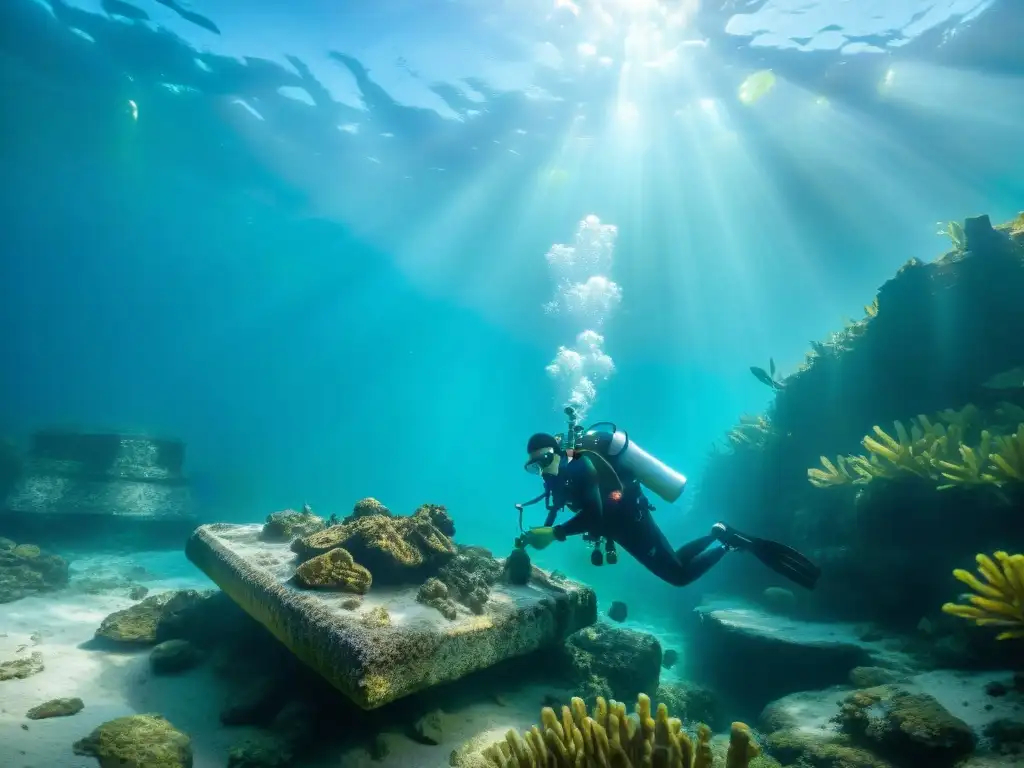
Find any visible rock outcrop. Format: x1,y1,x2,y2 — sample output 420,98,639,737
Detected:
0,538,69,602
73,714,193,768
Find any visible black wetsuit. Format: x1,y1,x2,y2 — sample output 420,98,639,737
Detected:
542,455,728,587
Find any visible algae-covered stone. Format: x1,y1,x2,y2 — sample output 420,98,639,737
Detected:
0,651,44,681
436,545,501,614
417,577,458,620
294,547,372,593
0,540,69,603
837,687,976,764
26,696,84,719
345,497,392,524
260,508,325,543
563,624,662,703
766,729,895,768
226,734,292,768
96,589,211,644
73,714,193,768
292,508,456,583
186,523,597,709
150,639,202,675
360,605,391,628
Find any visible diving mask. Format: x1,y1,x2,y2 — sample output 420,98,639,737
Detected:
525,449,557,475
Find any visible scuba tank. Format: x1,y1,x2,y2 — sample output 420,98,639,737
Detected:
575,421,687,503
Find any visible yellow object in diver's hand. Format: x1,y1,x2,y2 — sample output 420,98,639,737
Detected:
522,527,556,550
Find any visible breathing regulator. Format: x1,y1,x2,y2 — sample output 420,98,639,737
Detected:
512,406,688,569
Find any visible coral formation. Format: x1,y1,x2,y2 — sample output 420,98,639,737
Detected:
293,547,372,593
808,406,1024,490
561,624,663,705
291,502,456,583
73,714,193,768
417,577,459,619
941,551,1024,640
259,507,325,542
0,537,69,603
436,545,502,614
342,496,392,524
476,693,760,768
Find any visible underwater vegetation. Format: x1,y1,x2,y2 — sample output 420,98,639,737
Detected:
807,403,1024,490
691,211,1024,645
942,551,1024,640
476,693,762,768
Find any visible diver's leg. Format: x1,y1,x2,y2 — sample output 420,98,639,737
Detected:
614,515,728,587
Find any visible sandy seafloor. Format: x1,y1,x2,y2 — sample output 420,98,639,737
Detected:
0,550,586,768
3,550,1022,768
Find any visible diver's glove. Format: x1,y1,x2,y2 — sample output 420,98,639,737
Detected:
522,526,556,550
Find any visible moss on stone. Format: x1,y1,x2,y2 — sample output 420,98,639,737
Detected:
73,714,193,768
293,547,371,593
26,697,84,719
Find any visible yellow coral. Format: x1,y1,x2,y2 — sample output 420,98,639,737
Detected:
807,407,1024,491
942,551,1024,640
478,693,759,768
293,547,372,593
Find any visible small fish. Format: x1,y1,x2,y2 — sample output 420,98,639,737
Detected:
983,366,1024,390
750,357,785,390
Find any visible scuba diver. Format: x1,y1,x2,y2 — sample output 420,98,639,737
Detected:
515,410,821,590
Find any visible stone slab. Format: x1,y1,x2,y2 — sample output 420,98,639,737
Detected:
4,431,194,521
185,523,597,710
687,599,916,717
5,467,193,519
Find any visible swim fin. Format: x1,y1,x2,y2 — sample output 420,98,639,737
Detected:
713,523,822,590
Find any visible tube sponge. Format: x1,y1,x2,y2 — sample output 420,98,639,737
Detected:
941,551,1024,640
478,692,761,767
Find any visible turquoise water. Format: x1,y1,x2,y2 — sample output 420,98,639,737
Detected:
2,0,1023,627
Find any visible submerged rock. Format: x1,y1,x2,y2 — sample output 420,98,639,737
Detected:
436,545,501,614
688,598,881,711
292,507,456,583
150,639,202,675
655,680,723,730
563,623,662,703
260,508,326,542
73,714,193,768
187,522,596,709
0,651,44,681
836,687,976,765
293,547,372,593
26,697,84,719
342,497,393,525
0,539,69,603
96,589,213,645
413,708,447,744
417,577,459,620
226,734,293,768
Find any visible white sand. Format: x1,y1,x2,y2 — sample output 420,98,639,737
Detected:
0,551,266,768
0,550,579,768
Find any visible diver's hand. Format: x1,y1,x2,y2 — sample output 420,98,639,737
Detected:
523,526,556,550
